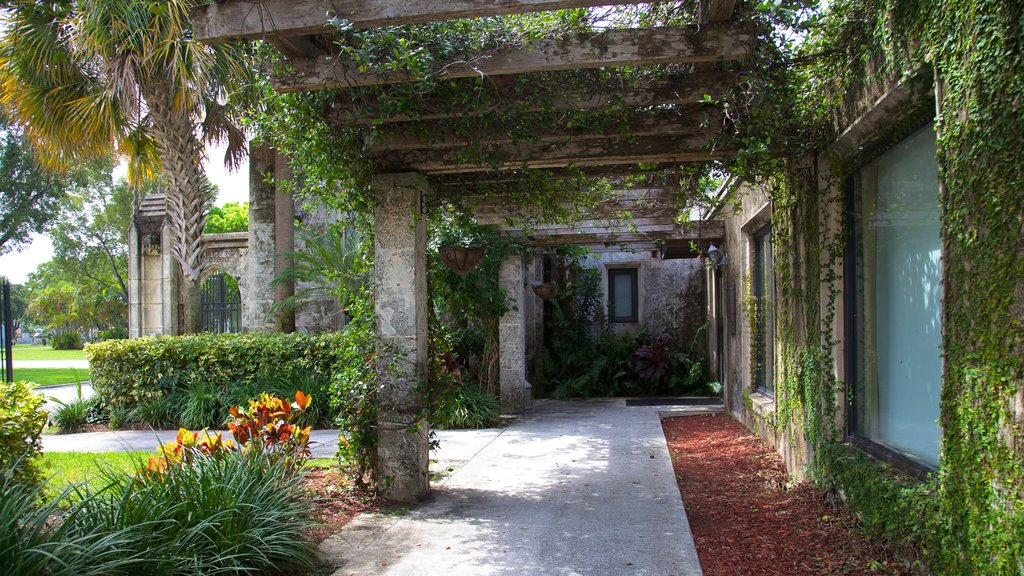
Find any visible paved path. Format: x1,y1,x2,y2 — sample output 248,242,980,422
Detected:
324,399,708,576
37,383,95,414
42,427,507,464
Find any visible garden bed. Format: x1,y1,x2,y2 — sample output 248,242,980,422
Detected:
662,414,909,576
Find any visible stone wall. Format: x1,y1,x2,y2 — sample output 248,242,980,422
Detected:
585,251,707,352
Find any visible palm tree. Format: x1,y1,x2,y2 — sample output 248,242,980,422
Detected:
0,0,252,333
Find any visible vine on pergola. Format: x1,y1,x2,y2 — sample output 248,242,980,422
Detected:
247,1,821,223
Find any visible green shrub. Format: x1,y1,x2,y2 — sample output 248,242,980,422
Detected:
50,331,82,350
0,452,319,575
130,396,177,430
432,385,500,429
52,399,89,434
176,380,223,430
87,332,348,415
0,381,47,485
0,471,143,575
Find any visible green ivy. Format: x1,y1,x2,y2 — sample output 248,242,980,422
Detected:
739,1,1024,573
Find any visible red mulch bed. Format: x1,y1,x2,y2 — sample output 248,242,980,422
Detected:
662,415,909,576
303,466,387,543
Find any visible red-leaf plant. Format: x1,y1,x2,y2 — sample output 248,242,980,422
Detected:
634,334,672,385
144,391,313,477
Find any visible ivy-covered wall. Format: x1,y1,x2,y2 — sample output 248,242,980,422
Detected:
717,2,1023,573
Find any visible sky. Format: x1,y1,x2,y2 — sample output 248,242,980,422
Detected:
0,142,250,284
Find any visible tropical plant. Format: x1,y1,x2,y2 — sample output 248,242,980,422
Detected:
269,223,368,327
0,450,319,576
177,380,223,430
50,382,90,434
129,396,177,430
432,384,500,430
0,471,143,576
0,0,255,333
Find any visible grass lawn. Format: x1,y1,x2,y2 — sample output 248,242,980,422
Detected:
16,367,92,386
40,451,148,497
40,452,338,499
12,343,87,361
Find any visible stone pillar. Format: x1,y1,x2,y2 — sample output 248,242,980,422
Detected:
246,143,277,331
128,224,142,338
499,254,529,415
161,222,180,336
373,173,429,503
273,152,296,332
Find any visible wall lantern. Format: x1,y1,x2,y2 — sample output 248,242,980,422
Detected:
707,244,728,268
532,283,558,301
438,245,485,276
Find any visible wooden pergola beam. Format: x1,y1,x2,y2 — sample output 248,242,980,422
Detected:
375,133,735,175
194,0,660,44
511,219,725,247
368,108,723,152
431,165,687,189
274,24,755,92
329,72,736,126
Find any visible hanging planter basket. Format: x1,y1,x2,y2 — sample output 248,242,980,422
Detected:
438,245,485,276
532,283,558,301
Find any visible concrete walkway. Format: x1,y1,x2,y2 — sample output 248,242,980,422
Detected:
324,399,708,576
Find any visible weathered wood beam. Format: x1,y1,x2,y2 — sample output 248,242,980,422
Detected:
375,133,735,175
274,24,755,92
329,72,736,126
431,165,686,189
695,0,739,72
471,188,682,224
501,218,683,233
194,0,659,45
513,219,725,247
368,108,723,152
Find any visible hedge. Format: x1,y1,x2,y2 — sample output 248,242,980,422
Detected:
0,381,48,485
86,332,348,411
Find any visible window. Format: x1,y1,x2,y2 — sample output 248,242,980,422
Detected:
752,226,775,395
607,268,638,323
849,124,942,469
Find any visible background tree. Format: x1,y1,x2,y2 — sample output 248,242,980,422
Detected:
0,112,64,255
204,202,249,234
0,0,255,333
48,157,155,308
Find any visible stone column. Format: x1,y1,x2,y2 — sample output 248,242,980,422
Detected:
499,254,529,415
127,224,142,338
373,173,429,502
244,143,277,332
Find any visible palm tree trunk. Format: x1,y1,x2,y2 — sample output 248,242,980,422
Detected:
144,87,211,335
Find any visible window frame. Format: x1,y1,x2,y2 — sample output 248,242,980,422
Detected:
843,121,942,475
751,225,775,396
607,267,639,323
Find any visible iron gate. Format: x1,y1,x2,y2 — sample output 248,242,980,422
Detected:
1,278,13,383
200,271,241,333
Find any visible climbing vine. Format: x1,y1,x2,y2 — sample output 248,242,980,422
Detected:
728,1,1024,573
246,2,1021,570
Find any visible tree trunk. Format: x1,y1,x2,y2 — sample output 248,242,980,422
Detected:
143,85,211,335
181,275,202,334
